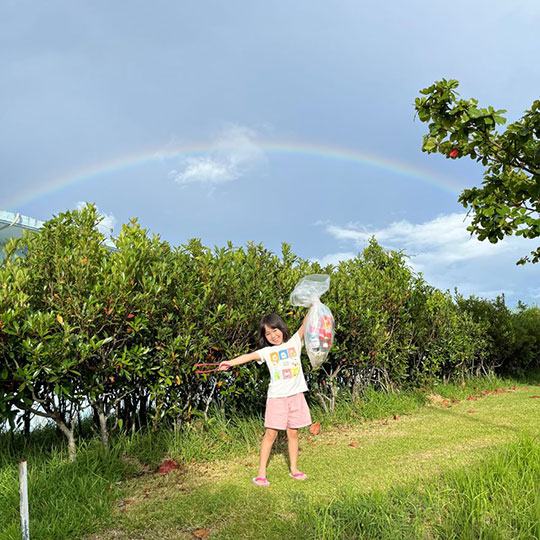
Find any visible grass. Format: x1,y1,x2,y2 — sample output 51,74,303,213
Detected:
0,438,132,540
296,435,540,539
1,373,539,539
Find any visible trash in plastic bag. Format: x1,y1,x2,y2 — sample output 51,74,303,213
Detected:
304,302,334,369
290,274,335,369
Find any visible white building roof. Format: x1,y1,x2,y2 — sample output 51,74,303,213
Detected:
0,210,44,245
0,209,116,250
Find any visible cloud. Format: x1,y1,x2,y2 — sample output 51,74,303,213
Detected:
528,287,540,300
311,251,355,267
76,201,116,236
169,125,265,185
169,159,233,184
321,212,537,304
326,212,527,272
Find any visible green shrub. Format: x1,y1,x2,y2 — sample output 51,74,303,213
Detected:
1,206,536,456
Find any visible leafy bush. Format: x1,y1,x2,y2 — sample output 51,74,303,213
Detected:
1,205,537,457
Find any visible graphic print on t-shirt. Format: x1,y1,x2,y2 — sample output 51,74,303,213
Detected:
271,347,300,381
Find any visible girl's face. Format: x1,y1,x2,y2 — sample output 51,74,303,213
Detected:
264,324,284,346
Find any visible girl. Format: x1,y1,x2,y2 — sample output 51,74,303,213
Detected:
219,310,312,487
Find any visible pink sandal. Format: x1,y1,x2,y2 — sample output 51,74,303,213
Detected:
289,472,307,480
252,477,270,487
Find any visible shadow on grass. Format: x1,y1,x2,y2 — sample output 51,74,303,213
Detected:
503,368,540,386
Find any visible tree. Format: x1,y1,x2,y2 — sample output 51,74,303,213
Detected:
1,206,109,460
0,248,34,433
415,79,540,264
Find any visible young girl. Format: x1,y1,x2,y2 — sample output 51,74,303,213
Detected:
219,310,312,487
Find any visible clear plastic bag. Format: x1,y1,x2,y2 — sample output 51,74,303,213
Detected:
290,274,334,369
290,274,330,307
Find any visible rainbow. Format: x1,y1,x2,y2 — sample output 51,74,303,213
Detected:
8,140,461,209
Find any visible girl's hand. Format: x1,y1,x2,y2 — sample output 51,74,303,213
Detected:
218,361,231,371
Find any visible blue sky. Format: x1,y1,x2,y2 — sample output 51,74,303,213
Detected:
2,1,540,306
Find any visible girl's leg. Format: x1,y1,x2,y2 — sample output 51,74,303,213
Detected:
258,428,278,478
286,427,301,474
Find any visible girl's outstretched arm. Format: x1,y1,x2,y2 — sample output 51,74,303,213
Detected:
298,305,315,341
218,351,261,370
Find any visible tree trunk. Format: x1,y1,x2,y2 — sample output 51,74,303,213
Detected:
26,397,77,461
138,392,147,429
23,411,31,437
97,403,110,452
93,405,100,432
315,390,330,413
57,418,77,462
123,394,133,432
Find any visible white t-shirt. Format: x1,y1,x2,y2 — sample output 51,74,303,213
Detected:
256,331,309,398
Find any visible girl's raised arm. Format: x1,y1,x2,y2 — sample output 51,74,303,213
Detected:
298,305,314,341
219,351,261,370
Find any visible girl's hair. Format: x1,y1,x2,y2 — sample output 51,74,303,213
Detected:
257,313,290,348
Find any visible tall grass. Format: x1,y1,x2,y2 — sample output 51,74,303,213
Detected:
295,435,540,539
0,372,533,539
0,433,132,540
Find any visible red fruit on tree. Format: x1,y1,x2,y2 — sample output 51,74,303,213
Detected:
449,148,459,158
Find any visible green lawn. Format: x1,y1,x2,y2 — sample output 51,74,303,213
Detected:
87,383,540,540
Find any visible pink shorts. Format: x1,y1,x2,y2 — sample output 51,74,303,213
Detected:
264,392,312,430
